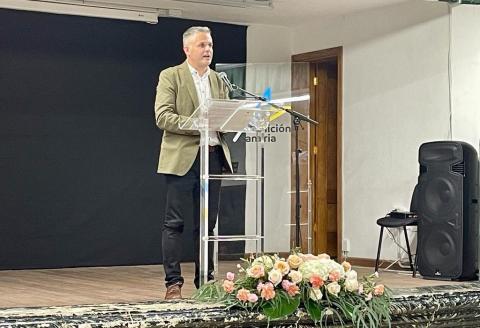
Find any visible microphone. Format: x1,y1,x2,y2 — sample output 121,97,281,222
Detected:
218,72,241,141
218,72,235,92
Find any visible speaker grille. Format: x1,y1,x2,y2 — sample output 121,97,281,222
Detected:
421,176,461,220
452,162,465,176
417,141,479,280
419,226,461,277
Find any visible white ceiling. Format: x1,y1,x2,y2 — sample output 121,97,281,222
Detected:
88,0,416,26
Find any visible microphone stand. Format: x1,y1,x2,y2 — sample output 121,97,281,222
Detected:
230,83,318,250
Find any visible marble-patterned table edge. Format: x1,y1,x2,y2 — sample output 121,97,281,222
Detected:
2,281,480,327
389,281,480,297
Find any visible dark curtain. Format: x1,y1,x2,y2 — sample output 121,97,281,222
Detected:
0,9,246,269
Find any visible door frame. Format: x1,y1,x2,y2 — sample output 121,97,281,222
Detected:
292,46,343,260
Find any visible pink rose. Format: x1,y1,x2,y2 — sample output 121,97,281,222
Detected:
281,280,299,297
247,293,258,303
260,282,276,300
373,284,385,296
226,272,235,281
329,270,341,282
310,274,324,288
222,279,235,293
256,282,264,292
236,288,250,302
286,283,300,297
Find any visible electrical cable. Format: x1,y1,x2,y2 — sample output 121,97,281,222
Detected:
384,227,417,269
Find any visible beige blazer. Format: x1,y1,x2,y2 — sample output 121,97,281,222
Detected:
154,61,232,176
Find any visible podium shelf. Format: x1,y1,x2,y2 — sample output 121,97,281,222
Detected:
207,174,263,181
203,235,264,242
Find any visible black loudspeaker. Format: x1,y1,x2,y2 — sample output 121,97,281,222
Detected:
416,141,479,280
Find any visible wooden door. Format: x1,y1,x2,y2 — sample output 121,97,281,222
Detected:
311,61,338,257
292,47,342,259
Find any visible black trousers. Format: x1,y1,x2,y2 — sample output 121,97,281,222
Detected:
162,147,224,289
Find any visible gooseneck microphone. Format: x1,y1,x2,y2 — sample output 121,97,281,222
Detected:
218,72,235,92
218,71,241,141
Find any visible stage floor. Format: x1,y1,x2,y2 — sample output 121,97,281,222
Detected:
0,262,464,308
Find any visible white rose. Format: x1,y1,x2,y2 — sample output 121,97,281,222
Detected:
299,253,319,262
341,261,352,272
317,253,331,260
268,269,283,286
344,278,359,292
288,270,303,284
253,255,274,271
287,254,303,269
345,269,357,280
246,264,265,279
273,260,290,275
326,282,341,296
325,260,345,279
298,260,329,280
309,288,323,301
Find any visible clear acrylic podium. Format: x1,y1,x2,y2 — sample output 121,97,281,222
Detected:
179,98,275,286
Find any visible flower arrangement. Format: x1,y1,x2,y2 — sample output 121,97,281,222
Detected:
193,252,391,327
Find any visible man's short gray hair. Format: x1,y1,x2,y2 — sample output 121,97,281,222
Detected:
183,26,211,46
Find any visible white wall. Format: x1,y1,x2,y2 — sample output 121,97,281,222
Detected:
247,24,293,63
305,1,451,261
451,5,480,149
244,25,295,252
246,1,480,261
294,1,453,260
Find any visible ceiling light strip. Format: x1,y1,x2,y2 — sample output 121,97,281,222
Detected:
0,0,159,23
171,0,273,9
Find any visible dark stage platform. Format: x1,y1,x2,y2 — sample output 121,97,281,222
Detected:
2,282,480,327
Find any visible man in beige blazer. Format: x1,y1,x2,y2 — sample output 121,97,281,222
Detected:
154,26,232,300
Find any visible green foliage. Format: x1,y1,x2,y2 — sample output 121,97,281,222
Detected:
262,290,300,319
304,298,323,321
194,253,392,327
192,281,226,302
